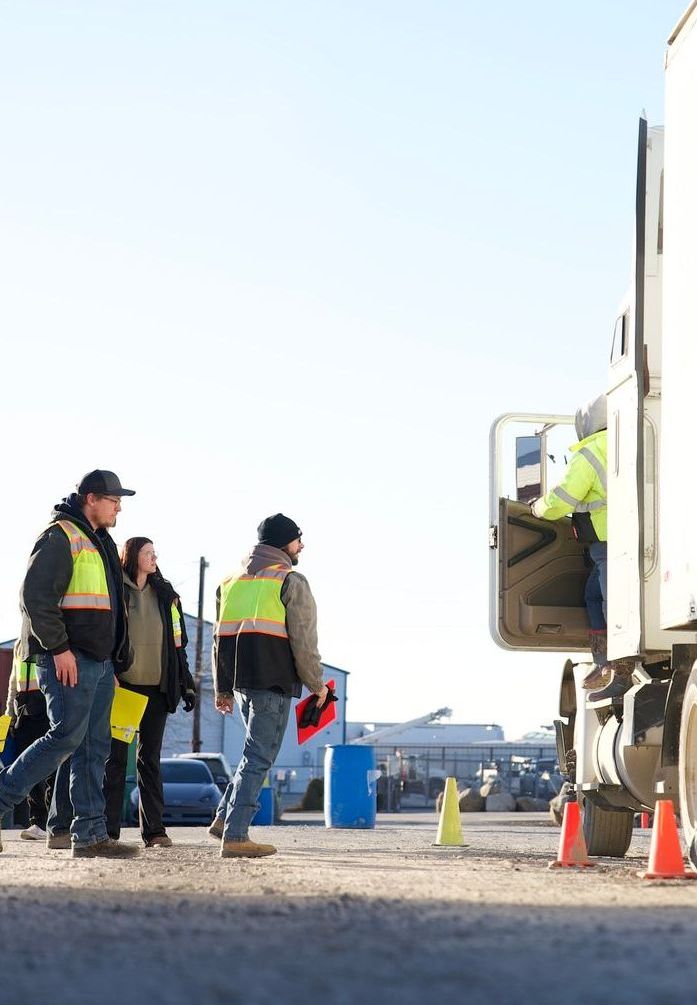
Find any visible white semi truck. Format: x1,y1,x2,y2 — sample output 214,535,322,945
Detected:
488,2,697,861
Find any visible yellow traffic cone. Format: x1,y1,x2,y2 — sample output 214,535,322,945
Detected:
435,777,464,846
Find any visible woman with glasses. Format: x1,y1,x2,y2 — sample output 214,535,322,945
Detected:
104,537,197,847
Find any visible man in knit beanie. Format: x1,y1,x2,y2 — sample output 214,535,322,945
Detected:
211,514,327,857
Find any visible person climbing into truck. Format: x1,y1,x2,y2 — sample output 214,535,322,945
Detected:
530,394,634,702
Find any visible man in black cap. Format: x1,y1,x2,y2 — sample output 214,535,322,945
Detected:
0,470,139,858
211,513,328,857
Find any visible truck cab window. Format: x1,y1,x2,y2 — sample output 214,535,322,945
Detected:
610,312,629,365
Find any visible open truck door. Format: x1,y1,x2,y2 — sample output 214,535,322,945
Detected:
489,414,590,652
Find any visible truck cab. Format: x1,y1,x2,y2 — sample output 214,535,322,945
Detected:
489,17,697,862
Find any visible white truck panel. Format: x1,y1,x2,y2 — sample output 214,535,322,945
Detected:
661,7,697,629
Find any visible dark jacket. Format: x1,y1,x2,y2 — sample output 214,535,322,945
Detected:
124,572,195,714
18,495,129,668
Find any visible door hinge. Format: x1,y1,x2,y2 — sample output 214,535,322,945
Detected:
489,526,498,549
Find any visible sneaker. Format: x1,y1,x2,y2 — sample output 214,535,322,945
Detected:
221,839,277,859
46,832,72,850
72,838,140,859
20,824,47,841
208,817,224,840
145,834,173,848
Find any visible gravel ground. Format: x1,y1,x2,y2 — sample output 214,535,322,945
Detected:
1,812,697,1005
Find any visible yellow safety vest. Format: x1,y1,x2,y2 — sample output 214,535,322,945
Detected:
171,602,183,649
215,565,290,640
55,520,111,611
12,647,38,693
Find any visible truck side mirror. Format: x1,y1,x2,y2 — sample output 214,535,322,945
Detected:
515,435,543,503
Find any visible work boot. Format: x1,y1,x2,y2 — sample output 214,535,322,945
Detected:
145,834,173,848
583,630,610,689
221,839,277,859
72,838,140,859
208,816,224,840
46,832,71,850
589,660,635,702
20,824,47,841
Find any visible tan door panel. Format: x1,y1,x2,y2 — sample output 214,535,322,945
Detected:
498,499,590,651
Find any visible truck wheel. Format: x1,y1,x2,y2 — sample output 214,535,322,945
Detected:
678,665,697,868
583,799,633,857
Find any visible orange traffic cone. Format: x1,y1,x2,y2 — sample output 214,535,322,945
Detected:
548,800,595,869
640,800,697,880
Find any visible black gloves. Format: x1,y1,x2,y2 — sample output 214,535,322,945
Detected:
299,686,338,729
182,689,197,713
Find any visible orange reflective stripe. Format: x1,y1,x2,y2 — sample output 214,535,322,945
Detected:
60,595,111,610
217,618,289,639
55,520,99,555
237,569,288,582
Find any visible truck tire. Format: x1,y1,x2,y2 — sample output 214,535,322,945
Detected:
583,799,633,858
678,665,697,868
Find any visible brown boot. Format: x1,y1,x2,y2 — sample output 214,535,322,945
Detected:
72,838,140,859
583,630,609,689
46,832,71,850
582,665,611,689
145,834,173,848
221,839,277,858
208,817,224,840
589,660,635,702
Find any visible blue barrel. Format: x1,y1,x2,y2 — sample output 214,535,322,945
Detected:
324,745,377,829
252,786,275,826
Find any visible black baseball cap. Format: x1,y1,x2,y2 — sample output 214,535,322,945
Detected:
77,470,136,497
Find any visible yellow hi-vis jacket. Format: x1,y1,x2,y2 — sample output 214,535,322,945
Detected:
532,429,607,542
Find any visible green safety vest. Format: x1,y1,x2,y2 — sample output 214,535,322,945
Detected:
12,647,38,693
534,429,607,541
55,520,111,611
171,602,183,649
215,565,290,640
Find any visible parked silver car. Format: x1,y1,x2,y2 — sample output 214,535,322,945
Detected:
129,758,220,825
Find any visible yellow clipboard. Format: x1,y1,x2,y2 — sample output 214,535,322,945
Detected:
110,688,148,744
0,714,11,753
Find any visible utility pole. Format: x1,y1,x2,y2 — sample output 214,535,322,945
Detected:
192,555,209,753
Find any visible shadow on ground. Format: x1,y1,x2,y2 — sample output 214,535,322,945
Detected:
2,885,697,1005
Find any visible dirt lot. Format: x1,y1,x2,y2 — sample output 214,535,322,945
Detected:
2,811,697,1004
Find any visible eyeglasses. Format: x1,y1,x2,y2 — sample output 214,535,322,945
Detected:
101,496,122,505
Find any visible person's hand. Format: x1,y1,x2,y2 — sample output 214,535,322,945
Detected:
114,675,121,688
54,650,78,687
183,689,196,713
215,694,234,715
314,685,329,710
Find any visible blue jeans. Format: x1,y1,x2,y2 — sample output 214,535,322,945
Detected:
47,756,72,837
0,652,114,847
219,688,291,841
585,541,608,630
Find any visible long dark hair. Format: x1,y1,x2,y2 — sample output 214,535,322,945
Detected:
121,537,177,603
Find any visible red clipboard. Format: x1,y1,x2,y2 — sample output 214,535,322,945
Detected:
295,679,336,745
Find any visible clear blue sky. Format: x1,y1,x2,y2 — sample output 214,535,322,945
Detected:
0,1,688,736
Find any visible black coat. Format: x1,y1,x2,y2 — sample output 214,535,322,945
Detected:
19,495,129,667
124,573,195,714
